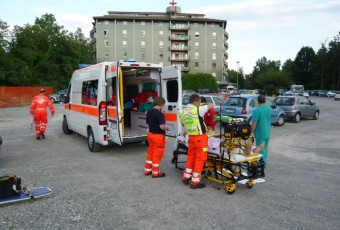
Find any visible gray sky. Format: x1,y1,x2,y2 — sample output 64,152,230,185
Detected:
1,0,339,73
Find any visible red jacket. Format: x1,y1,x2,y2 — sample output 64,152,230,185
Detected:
204,108,217,130
30,93,55,115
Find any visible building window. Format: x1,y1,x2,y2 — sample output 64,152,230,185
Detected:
195,62,199,69
212,32,217,39
105,20,109,25
212,53,217,60
141,41,145,48
212,63,217,68
123,40,127,48
159,31,164,39
123,52,127,58
141,21,145,25
122,30,127,37
159,51,164,58
212,42,217,49
195,52,199,60
141,52,146,58
195,42,199,50
104,40,109,46
104,50,109,57
141,30,146,37
159,62,164,66
123,21,127,25
212,72,216,77
195,32,199,39
104,30,108,37
159,41,164,49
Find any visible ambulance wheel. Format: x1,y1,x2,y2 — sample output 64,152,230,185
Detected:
88,128,102,152
62,117,73,135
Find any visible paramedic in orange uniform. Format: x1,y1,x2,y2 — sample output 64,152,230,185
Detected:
144,97,169,178
179,94,213,189
30,89,55,140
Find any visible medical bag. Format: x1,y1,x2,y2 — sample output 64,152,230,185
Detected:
0,175,22,198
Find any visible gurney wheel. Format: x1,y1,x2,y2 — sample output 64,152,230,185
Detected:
245,181,254,189
227,190,235,195
225,184,236,195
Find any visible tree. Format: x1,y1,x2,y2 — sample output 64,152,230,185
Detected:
293,46,316,88
227,69,246,89
182,73,218,92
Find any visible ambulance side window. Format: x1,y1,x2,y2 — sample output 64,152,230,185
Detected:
166,80,178,102
82,80,99,106
65,84,71,103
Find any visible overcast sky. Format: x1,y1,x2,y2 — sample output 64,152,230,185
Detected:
1,0,339,73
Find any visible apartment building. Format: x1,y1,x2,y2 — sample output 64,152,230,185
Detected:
90,2,228,80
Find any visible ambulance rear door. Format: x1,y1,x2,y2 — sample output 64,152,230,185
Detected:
160,65,182,137
105,63,123,145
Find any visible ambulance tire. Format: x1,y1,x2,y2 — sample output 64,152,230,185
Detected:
87,128,102,152
62,117,73,135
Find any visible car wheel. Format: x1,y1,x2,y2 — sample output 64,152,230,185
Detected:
62,117,73,135
50,98,55,103
88,128,102,152
293,113,301,123
277,115,285,126
313,111,319,120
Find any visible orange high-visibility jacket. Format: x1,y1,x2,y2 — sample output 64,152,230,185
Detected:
30,93,55,115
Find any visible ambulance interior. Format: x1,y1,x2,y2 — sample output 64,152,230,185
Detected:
108,67,166,138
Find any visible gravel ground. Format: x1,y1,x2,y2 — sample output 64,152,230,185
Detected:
0,97,339,230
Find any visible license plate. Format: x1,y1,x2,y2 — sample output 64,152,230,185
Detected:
226,109,235,113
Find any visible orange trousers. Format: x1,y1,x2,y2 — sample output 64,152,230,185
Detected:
183,133,208,185
34,111,48,137
145,132,166,176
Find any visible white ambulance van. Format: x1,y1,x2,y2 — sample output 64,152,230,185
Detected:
62,60,182,152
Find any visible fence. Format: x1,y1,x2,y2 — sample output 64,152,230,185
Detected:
0,87,53,108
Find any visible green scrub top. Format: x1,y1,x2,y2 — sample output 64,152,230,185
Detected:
252,104,272,139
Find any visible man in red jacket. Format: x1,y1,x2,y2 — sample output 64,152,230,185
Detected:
201,97,217,130
30,89,55,140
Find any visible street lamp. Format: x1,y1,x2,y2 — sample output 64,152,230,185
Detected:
236,61,240,91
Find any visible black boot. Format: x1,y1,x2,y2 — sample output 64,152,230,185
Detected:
40,132,45,139
36,136,40,140
190,183,206,189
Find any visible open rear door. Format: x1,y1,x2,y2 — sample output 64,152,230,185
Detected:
106,63,123,145
161,65,182,137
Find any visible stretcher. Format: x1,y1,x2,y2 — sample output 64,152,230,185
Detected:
172,118,265,195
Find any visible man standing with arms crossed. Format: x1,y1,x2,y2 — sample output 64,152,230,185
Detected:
251,95,272,164
30,89,55,140
179,94,213,189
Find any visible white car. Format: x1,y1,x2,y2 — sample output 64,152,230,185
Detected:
334,91,340,101
200,94,225,114
327,90,336,97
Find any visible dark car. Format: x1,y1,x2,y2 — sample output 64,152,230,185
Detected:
317,90,327,97
274,96,319,123
49,89,67,103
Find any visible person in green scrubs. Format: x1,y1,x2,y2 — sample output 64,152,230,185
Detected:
251,95,272,164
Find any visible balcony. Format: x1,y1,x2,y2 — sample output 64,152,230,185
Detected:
224,60,228,68
224,41,229,49
170,35,190,41
170,24,190,30
169,45,190,51
224,51,228,59
224,31,229,40
169,56,190,61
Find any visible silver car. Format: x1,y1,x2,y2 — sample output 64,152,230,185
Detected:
334,91,340,101
274,96,320,123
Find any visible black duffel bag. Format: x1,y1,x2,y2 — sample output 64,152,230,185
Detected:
0,175,22,198
235,124,252,140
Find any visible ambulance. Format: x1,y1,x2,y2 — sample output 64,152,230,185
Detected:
62,60,182,152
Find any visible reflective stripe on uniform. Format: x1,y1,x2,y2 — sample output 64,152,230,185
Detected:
145,160,152,164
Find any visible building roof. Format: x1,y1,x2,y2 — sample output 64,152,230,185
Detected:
93,10,227,28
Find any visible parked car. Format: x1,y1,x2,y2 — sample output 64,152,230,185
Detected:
334,91,340,101
246,89,259,95
318,90,327,97
183,95,225,115
327,90,336,97
309,90,319,96
236,89,248,95
198,89,214,94
182,89,197,97
49,89,67,103
221,95,286,126
283,92,303,97
200,94,225,114
274,96,319,123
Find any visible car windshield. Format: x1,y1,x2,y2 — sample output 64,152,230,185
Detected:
274,97,294,106
213,97,224,105
223,97,246,107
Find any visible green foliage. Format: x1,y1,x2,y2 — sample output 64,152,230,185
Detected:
0,14,94,90
182,73,218,92
227,69,247,89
